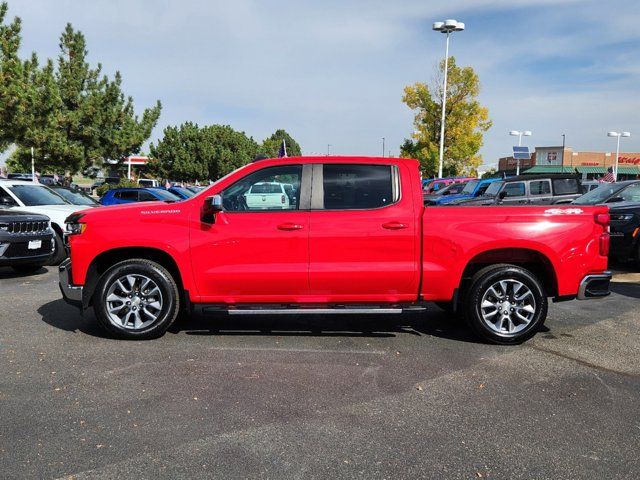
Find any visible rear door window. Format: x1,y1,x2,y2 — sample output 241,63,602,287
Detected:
552,178,579,195
503,182,526,197
529,180,551,195
321,164,397,210
117,190,139,201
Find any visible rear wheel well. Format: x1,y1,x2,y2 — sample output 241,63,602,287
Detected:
84,248,184,308
460,248,558,298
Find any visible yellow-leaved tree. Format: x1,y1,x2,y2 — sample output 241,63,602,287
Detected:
401,56,492,177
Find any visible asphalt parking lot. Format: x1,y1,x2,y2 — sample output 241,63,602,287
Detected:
1,266,639,479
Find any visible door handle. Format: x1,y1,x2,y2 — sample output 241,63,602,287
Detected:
382,221,409,230
277,223,304,231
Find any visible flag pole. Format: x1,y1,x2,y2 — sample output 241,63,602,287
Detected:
31,147,35,182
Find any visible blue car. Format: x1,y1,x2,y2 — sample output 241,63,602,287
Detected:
167,186,196,200
100,187,181,206
428,178,501,205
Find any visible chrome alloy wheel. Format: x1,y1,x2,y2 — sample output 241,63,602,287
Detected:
480,279,536,335
105,274,163,330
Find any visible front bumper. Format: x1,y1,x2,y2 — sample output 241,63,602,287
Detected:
577,272,612,300
58,258,83,308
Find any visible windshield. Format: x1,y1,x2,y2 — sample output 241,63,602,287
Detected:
573,183,627,205
171,187,195,198
150,189,182,201
51,187,98,205
8,184,70,206
461,180,480,195
484,181,504,196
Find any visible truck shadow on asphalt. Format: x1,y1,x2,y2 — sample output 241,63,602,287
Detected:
37,299,484,344
610,282,640,299
0,266,48,279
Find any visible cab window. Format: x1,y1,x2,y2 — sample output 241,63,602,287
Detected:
221,165,302,211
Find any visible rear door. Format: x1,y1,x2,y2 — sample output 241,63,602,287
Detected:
528,179,553,204
307,162,419,302
551,178,581,203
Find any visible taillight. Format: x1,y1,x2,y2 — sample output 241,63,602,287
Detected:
595,213,610,229
600,234,610,256
281,194,285,204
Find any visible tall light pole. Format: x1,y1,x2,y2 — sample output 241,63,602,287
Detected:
433,19,465,179
509,130,532,175
607,131,631,181
382,137,385,157
327,144,331,156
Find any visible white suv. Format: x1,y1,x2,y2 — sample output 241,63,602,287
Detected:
0,180,88,264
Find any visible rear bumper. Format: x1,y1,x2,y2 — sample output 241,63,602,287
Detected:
58,258,83,308
577,272,612,300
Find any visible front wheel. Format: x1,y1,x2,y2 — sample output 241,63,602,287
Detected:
464,264,548,345
94,259,180,339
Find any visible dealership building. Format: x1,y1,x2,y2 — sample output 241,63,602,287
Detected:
498,146,640,180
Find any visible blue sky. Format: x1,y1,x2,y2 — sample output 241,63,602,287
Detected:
8,0,640,167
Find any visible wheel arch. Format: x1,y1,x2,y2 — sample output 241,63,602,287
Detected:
459,248,558,298
82,247,185,309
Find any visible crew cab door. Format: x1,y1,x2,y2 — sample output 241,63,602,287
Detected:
307,162,419,302
189,164,311,302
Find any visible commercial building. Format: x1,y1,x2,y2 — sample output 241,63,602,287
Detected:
498,146,640,180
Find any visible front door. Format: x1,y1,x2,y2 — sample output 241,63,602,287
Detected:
190,164,311,303
307,162,419,303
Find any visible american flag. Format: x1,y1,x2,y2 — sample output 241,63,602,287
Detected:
600,167,615,183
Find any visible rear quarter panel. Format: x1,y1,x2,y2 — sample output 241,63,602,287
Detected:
421,205,609,301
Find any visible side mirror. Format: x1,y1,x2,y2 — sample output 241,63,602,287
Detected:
201,194,223,223
498,191,507,200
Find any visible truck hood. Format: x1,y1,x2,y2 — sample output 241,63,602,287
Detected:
76,200,187,224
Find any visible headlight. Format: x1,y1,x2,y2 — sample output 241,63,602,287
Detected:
65,212,86,235
66,222,87,235
610,213,634,222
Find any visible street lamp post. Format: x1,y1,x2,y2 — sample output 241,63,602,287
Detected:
607,131,631,181
509,130,532,175
433,19,465,179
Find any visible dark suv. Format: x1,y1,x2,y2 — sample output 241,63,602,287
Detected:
0,210,54,273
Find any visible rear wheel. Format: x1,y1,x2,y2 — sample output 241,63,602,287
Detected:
94,259,180,339
464,264,547,344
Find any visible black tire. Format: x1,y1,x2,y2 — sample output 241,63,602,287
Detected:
11,263,46,274
47,229,66,266
464,264,548,345
93,259,180,340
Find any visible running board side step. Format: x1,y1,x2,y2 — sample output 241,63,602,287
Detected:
228,308,404,315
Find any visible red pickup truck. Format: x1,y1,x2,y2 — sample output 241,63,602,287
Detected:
60,156,611,344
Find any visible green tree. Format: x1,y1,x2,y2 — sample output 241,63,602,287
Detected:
259,129,302,158
3,15,161,174
401,56,492,177
150,123,259,181
0,2,34,151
